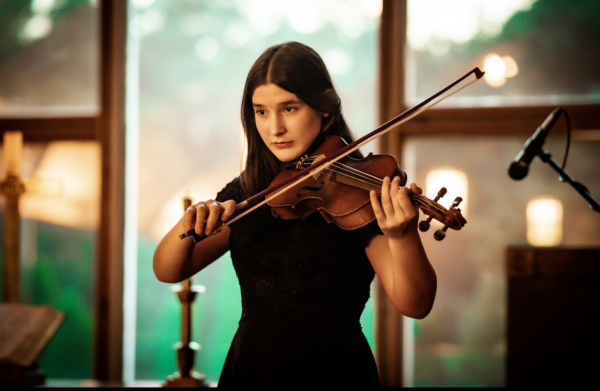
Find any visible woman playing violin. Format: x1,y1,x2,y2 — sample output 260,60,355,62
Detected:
153,41,437,387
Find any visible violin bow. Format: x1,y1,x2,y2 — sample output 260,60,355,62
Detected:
180,67,485,241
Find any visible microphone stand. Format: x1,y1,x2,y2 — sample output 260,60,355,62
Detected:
536,148,600,213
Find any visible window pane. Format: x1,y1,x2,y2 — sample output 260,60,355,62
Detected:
0,0,99,117
407,0,600,107
130,0,380,382
403,134,600,386
0,141,100,378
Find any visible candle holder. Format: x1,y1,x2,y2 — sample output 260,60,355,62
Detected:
163,279,209,388
163,196,209,387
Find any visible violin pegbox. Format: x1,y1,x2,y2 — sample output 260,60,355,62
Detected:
416,187,466,241
433,197,463,241
418,187,447,232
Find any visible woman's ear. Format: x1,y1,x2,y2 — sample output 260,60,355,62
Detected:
322,88,335,118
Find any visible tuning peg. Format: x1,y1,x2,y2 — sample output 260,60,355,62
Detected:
434,224,449,241
434,187,447,202
419,216,434,232
451,197,462,209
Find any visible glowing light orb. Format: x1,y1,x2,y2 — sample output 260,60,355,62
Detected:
31,0,56,14
526,197,563,247
483,54,507,87
425,168,468,218
502,55,519,78
20,15,53,42
20,142,101,230
360,0,383,19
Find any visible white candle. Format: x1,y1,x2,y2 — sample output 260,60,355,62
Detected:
4,131,23,178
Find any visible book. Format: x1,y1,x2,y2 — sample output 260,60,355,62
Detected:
0,303,65,367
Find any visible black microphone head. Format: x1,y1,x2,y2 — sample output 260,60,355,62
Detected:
508,161,529,180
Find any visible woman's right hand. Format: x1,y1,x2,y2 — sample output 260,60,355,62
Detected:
183,199,237,237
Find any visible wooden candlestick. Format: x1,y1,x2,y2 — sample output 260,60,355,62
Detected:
0,132,65,387
1,131,61,303
1,132,25,303
163,197,209,388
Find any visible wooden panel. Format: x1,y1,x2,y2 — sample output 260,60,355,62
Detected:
375,0,407,387
398,104,600,135
93,0,126,381
0,117,97,141
506,247,600,387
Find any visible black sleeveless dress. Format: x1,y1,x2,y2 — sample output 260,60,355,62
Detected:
215,177,381,387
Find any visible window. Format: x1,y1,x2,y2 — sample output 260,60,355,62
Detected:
406,0,600,107
0,0,101,378
129,0,381,382
0,0,99,118
378,0,600,386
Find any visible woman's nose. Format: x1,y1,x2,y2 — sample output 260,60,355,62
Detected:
270,114,285,135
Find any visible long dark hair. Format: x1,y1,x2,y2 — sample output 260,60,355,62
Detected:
240,41,357,195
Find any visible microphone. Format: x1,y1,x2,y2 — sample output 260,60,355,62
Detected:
508,107,563,180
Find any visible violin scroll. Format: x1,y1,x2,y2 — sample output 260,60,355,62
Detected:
417,189,466,241
418,187,447,232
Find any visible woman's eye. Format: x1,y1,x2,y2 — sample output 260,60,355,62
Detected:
256,110,265,116
284,107,295,113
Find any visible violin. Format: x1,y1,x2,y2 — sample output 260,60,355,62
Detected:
179,67,484,243
267,135,466,240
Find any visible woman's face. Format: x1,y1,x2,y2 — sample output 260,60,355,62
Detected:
252,83,328,162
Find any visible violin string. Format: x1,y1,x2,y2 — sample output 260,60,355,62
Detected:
330,162,384,184
299,157,440,210
312,163,433,208
313,166,433,210
302,158,437,209
302,159,384,188
318,164,383,190
303,160,402,194
329,163,383,188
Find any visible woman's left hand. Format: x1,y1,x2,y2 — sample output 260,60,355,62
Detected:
370,177,423,240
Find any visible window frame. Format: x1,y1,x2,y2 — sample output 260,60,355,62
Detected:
0,0,126,382
376,0,600,387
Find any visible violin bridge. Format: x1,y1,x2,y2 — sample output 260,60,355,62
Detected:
309,155,327,179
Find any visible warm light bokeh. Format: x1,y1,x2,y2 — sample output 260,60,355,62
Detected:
483,53,519,88
502,55,519,78
20,141,101,230
3,131,23,177
425,167,468,218
526,197,563,247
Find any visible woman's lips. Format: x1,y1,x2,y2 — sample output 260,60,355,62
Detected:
273,141,294,149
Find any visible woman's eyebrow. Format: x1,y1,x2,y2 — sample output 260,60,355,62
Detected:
280,100,301,105
253,100,302,108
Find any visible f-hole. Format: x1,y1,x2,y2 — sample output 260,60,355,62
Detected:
297,182,325,197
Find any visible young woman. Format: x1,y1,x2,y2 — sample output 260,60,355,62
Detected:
154,42,436,387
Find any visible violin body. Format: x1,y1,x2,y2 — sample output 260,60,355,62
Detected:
267,136,407,230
